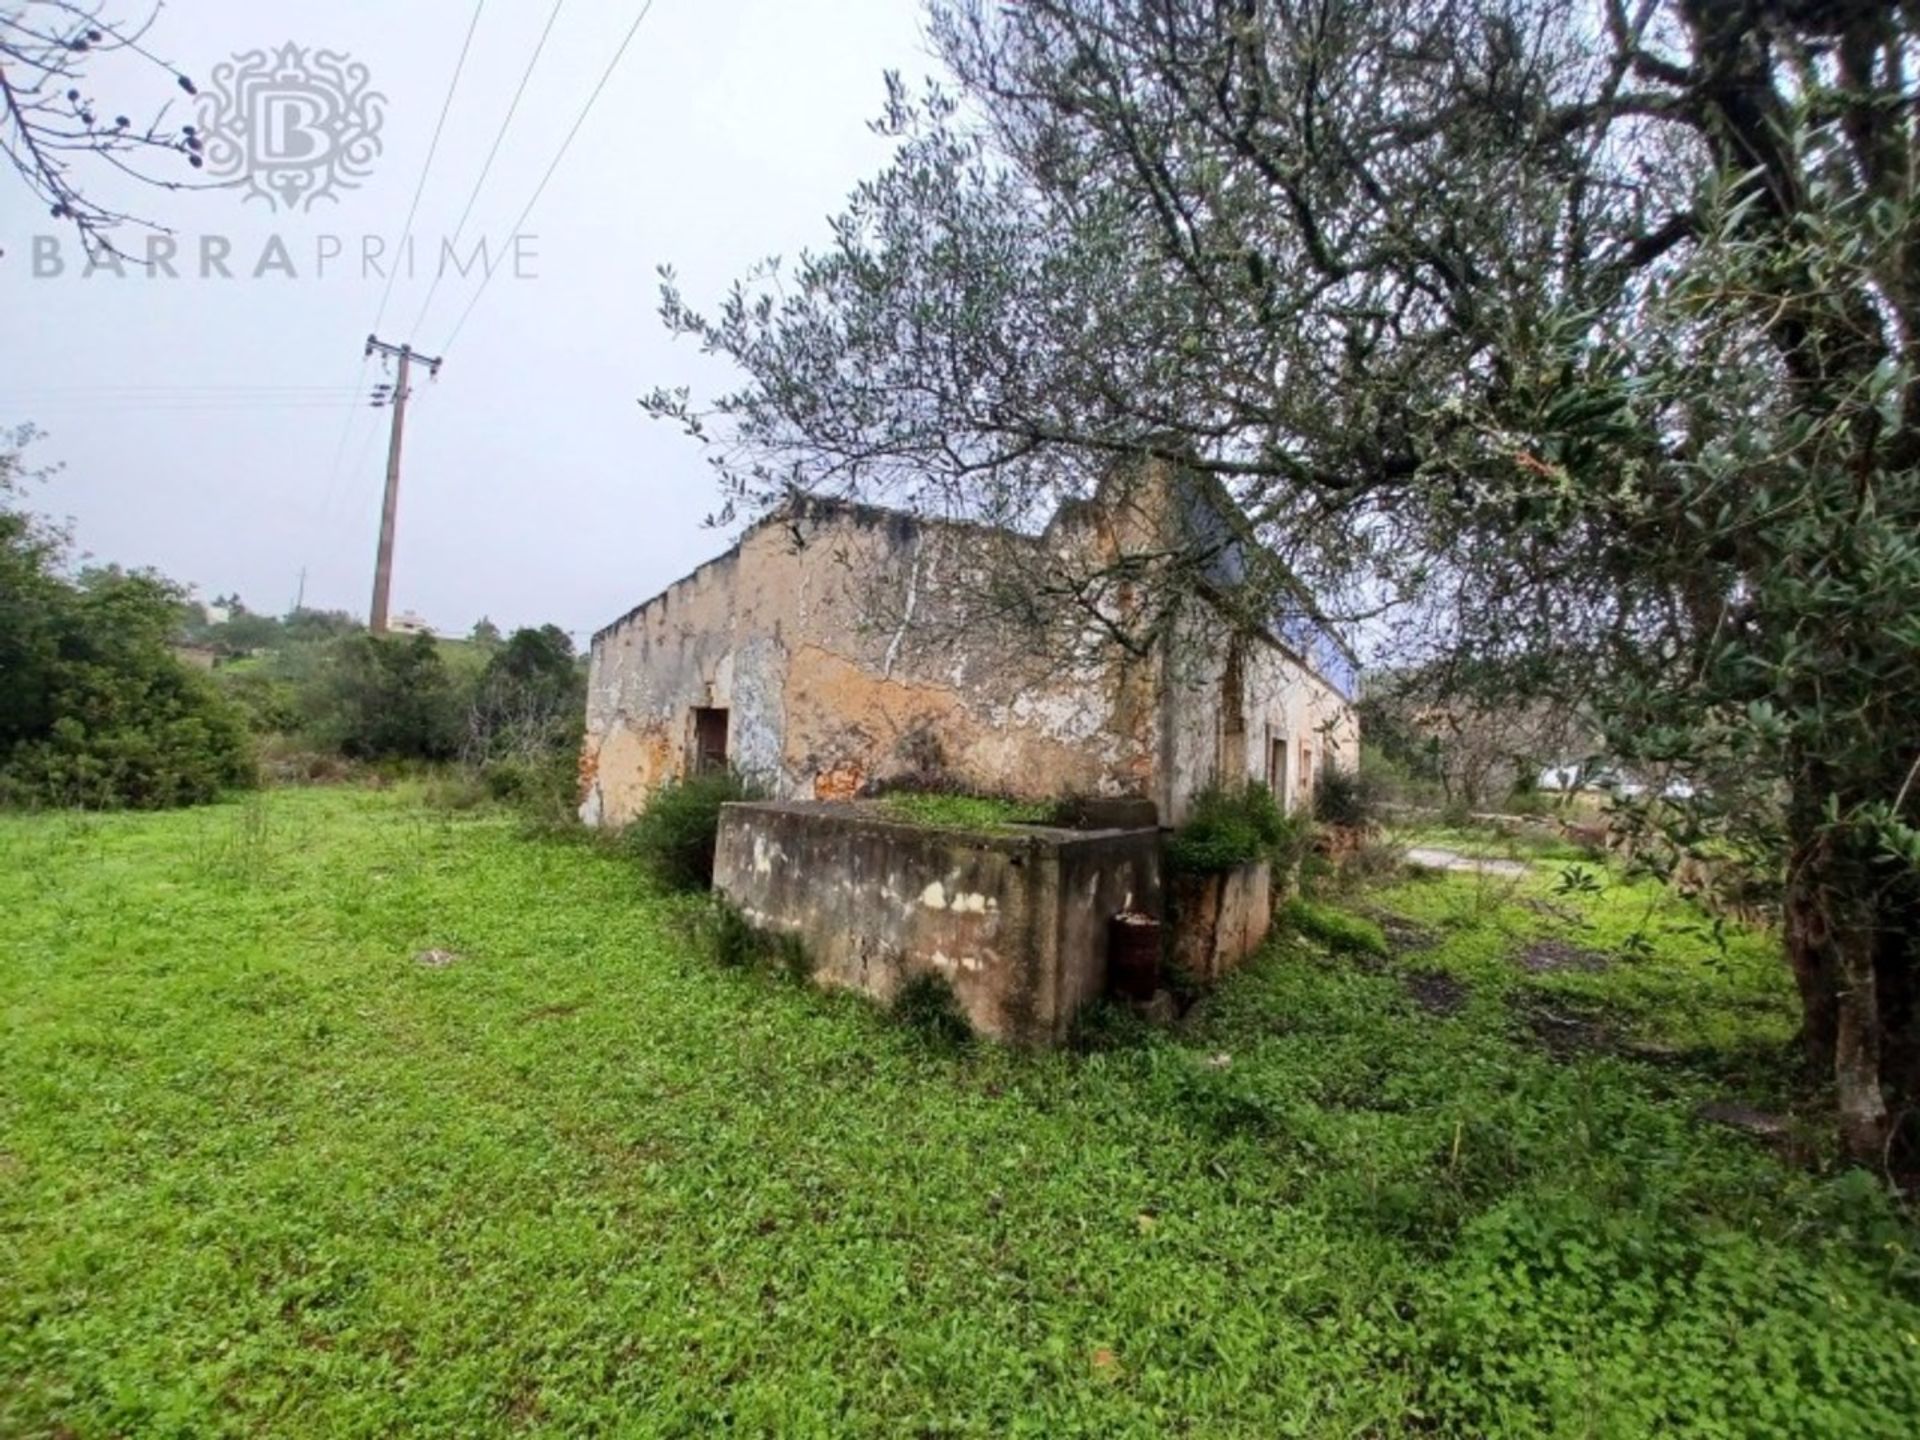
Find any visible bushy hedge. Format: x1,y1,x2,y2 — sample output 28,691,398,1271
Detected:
0,503,255,809
303,633,464,762
624,770,765,890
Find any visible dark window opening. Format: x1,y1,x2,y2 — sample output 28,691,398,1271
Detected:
692,706,730,774
1220,643,1247,782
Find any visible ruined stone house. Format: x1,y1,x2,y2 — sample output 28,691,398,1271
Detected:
580,466,1360,828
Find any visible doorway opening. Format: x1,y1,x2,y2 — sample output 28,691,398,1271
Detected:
692,706,730,773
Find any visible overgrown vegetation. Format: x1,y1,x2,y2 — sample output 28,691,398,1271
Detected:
0,429,586,825
1,788,1914,1435
0,431,254,808
878,790,1052,831
647,0,1920,1160
1280,898,1388,959
1166,780,1300,875
305,632,465,763
889,971,974,1047
1312,763,1385,831
707,898,814,982
623,769,764,891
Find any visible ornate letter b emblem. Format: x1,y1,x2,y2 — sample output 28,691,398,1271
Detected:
199,44,385,212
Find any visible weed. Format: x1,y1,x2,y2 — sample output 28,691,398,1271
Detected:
1167,780,1302,874
1068,996,1158,1053
878,791,1052,830
1281,898,1390,958
1313,765,1387,829
890,971,973,1047
710,898,762,968
624,769,765,891
707,900,815,982
0,787,1912,1438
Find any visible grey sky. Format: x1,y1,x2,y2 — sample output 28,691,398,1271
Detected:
0,0,928,644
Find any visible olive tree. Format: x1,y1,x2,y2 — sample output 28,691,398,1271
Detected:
647,0,1920,1163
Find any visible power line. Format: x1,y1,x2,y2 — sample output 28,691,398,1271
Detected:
440,0,658,353
314,0,490,537
12,399,376,412
410,0,568,340
371,0,491,337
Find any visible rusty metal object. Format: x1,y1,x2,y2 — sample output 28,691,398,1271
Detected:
1108,911,1162,1001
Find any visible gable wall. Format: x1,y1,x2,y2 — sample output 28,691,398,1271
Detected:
580,509,1164,828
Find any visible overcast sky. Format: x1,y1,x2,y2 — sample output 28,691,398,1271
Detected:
0,0,928,644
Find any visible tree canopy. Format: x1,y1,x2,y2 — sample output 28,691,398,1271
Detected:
650,0,1920,1163
0,428,254,808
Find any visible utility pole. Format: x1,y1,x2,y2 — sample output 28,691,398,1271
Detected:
364,335,444,635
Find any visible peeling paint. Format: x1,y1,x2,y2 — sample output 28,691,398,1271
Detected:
582,471,1360,828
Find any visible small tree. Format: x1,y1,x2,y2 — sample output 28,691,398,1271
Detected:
464,624,582,766
305,633,462,762
0,430,253,808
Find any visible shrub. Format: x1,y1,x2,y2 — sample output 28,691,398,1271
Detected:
420,769,491,813
479,749,581,833
1359,744,1444,809
0,557,255,810
624,769,764,891
464,625,584,767
706,900,816,980
1341,838,1410,886
1313,764,1385,829
1280,898,1389,958
891,971,973,1046
1167,781,1300,874
303,633,463,762
214,664,303,736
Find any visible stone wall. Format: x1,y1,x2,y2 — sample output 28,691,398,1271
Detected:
1168,862,1274,984
712,802,1163,1045
1161,618,1361,824
581,467,1363,829
581,505,1161,828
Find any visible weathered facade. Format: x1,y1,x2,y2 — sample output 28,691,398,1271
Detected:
713,801,1162,1044
581,467,1359,828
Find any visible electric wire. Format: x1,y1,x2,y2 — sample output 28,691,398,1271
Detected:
409,0,568,341
440,0,658,353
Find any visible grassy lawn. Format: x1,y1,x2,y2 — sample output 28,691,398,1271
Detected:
2,789,1916,1437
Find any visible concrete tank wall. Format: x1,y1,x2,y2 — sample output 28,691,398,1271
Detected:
711,802,1162,1045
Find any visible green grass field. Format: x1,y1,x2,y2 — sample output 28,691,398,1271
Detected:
2,789,1916,1437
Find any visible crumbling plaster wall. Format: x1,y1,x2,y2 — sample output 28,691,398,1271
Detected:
1160,617,1361,824
581,508,1161,828
583,463,1361,830
713,801,1163,1044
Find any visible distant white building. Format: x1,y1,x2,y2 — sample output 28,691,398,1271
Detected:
388,611,436,638
1539,762,1696,801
